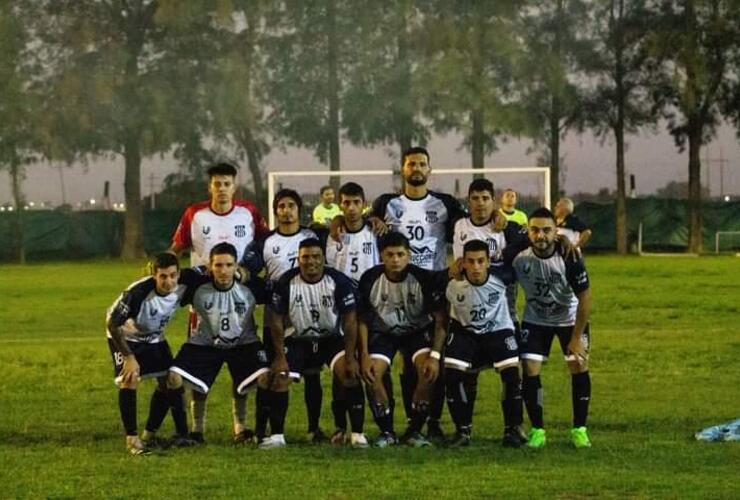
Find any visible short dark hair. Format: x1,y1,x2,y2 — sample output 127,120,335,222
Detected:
468,178,495,197
210,242,237,261
463,239,490,256
338,182,365,201
319,185,334,195
299,238,324,253
152,252,179,272
401,146,430,167
529,207,556,222
379,231,410,252
273,188,303,214
207,162,238,178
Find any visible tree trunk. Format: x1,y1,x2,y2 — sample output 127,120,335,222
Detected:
9,162,25,263
687,123,703,253
395,12,413,157
326,0,341,191
613,0,628,255
549,108,561,203
471,108,485,172
121,132,145,259
241,129,266,215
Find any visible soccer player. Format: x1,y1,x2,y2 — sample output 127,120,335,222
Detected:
106,252,193,455
169,162,269,444
445,240,526,448
312,185,342,226
554,197,592,249
243,189,327,443
358,232,448,447
266,238,367,449
512,207,593,448
168,243,272,444
499,188,528,227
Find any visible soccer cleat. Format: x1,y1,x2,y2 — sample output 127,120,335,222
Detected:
258,434,287,450
188,431,206,445
502,426,528,448
126,436,151,456
449,429,471,448
426,420,445,442
141,435,171,449
330,429,347,445
309,429,328,444
233,429,255,445
526,428,546,449
571,426,592,448
170,434,199,448
350,433,370,449
374,432,397,448
401,431,433,448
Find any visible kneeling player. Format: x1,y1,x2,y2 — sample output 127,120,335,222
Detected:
445,240,526,447
168,243,272,443
513,207,592,449
358,232,448,447
266,238,367,449
106,252,193,455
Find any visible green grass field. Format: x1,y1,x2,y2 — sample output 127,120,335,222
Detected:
1,256,738,499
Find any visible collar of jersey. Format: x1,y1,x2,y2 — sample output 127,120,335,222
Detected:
402,191,430,202
464,271,490,287
343,221,368,234
532,246,557,260
383,266,409,283
300,271,325,284
277,226,303,237
210,203,236,217
211,278,236,292
470,215,493,228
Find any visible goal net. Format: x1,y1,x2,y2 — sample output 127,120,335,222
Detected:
715,231,740,254
266,167,550,228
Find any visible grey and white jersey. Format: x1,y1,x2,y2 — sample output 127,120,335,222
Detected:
556,214,590,245
325,224,380,285
183,276,268,348
244,227,318,283
273,267,357,340
446,273,513,335
373,191,465,271
106,277,187,344
512,246,590,327
358,265,446,336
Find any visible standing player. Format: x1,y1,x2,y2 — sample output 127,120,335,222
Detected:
554,197,592,250
168,243,272,443
358,232,448,447
106,253,193,455
243,189,326,443
265,239,367,449
512,207,593,448
499,188,528,227
169,162,269,444
444,240,526,448
312,185,341,227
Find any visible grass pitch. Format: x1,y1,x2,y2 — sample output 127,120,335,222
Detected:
0,256,738,499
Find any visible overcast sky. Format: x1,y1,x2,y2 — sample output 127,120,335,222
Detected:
2,123,738,206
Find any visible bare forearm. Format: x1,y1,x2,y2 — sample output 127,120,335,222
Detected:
270,314,286,356
573,289,591,338
108,321,132,356
343,312,359,355
358,321,369,357
431,311,448,353
578,230,592,248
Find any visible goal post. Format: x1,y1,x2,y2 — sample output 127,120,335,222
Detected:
266,166,551,229
715,231,740,254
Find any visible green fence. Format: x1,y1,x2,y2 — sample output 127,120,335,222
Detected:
1,199,738,261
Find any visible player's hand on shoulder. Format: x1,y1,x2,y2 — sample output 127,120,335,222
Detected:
329,215,346,242
448,258,464,281
367,216,388,236
557,235,581,261
490,210,507,232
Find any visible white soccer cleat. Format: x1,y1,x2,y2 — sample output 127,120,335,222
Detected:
258,434,286,450
350,433,369,449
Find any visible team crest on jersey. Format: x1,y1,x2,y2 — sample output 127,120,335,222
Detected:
362,242,373,255
393,207,403,219
487,291,500,305
460,233,468,241
425,211,438,223
257,349,267,363
234,301,246,314
321,295,334,307
295,295,303,305
381,293,389,302
235,225,246,238
522,262,531,275
204,301,214,311
505,336,517,351
202,226,211,235
457,294,465,303
149,308,158,317
272,246,280,255
488,239,498,252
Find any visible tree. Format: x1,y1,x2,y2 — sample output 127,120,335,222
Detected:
416,1,523,169
586,0,656,254
520,0,594,203
649,0,739,252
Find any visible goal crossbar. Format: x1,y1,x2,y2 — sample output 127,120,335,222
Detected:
267,167,551,228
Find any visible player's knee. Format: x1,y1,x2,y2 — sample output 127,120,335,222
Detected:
523,360,542,377
567,360,589,374
256,372,270,390
118,380,138,390
499,366,520,385
271,376,291,392
166,371,182,390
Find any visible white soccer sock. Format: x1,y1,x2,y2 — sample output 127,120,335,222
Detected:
191,399,207,434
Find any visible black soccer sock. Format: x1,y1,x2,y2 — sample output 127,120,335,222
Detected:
268,390,289,435
382,371,396,417
571,371,591,427
522,374,544,428
409,401,430,433
118,388,138,436
255,387,270,438
462,373,479,425
445,371,472,430
499,367,523,428
331,378,347,431
304,373,323,433
371,401,394,434
429,371,447,423
145,388,170,433
347,385,365,433
166,387,189,437
399,370,416,421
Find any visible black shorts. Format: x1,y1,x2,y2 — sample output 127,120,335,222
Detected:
108,338,173,384
369,331,432,367
170,342,270,395
519,322,591,363
444,329,519,372
284,336,345,381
